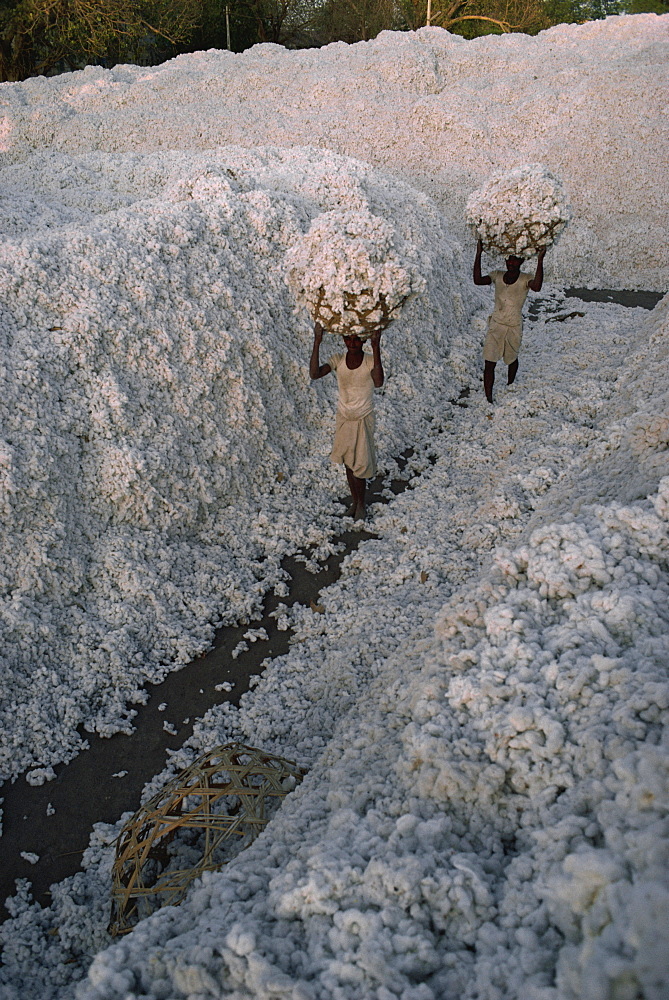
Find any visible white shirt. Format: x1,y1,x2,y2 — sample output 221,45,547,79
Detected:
490,270,533,327
328,352,375,420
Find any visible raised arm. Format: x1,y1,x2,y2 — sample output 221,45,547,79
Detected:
370,329,384,388
473,238,492,286
528,247,546,292
310,322,332,380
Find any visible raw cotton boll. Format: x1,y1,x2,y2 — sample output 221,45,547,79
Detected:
465,164,571,259
653,477,669,522
627,408,669,457
285,209,426,337
166,169,236,203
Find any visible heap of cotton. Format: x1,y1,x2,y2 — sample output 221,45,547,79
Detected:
465,163,571,258
1,17,667,288
3,294,668,1000
0,145,476,782
285,210,426,336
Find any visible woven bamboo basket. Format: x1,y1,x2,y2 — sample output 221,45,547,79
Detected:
477,216,565,258
312,286,405,337
109,743,307,936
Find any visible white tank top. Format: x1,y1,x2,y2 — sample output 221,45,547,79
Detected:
328,353,375,420
490,270,532,326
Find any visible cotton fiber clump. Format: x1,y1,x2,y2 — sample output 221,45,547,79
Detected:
1,18,667,288
465,163,571,258
0,18,668,1000
521,293,669,522
285,209,426,336
28,294,658,1000
3,297,668,999
69,482,669,1000
0,145,476,781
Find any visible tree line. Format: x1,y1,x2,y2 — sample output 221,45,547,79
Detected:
0,0,666,82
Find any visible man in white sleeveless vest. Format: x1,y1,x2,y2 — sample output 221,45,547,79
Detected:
474,238,545,403
310,322,384,521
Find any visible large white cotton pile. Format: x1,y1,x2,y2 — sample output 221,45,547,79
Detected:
1,16,667,288
2,297,667,1000
465,163,571,258
285,210,426,336
0,145,476,782
45,296,665,1000
0,17,667,1000
519,293,669,528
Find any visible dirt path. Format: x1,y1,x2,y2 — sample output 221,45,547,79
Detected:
0,287,661,921
0,462,411,918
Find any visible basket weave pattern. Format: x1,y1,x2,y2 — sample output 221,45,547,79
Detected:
312,286,401,336
109,743,307,936
465,164,570,259
285,209,424,337
478,216,565,257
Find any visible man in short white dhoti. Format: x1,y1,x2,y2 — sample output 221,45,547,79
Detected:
474,239,545,403
310,322,384,521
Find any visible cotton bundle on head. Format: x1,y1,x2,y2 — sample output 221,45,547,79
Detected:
285,209,425,337
465,164,571,259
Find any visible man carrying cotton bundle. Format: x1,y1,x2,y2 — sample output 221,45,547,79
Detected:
286,209,424,520
310,323,383,521
466,163,570,403
474,240,545,403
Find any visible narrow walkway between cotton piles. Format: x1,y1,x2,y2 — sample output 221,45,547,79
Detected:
0,288,660,922
0,456,418,918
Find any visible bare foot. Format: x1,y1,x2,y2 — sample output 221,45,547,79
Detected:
354,503,366,521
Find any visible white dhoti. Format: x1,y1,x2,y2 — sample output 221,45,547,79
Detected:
483,318,523,365
483,270,532,365
327,351,378,479
330,410,377,480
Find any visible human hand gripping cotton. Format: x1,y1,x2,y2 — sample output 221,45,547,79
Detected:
284,209,426,336
465,163,571,258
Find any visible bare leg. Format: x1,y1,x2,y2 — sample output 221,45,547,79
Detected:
507,359,518,385
484,360,496,404
345,466,357,516
346,466,367,520
354,476,367,520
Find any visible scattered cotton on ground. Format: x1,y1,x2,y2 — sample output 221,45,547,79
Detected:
0,16,667,1000
0,146,476,781
2,294,667,1000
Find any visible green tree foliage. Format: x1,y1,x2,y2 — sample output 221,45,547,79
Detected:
0,0,661,83
311,0,550,44
189,0,253,51
622,0,667,11
0,0,201,81
244,0,320,43
311,0,398,43
398,0,550,33
541,0,667,21
541,0,617,21
190,0,318,50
